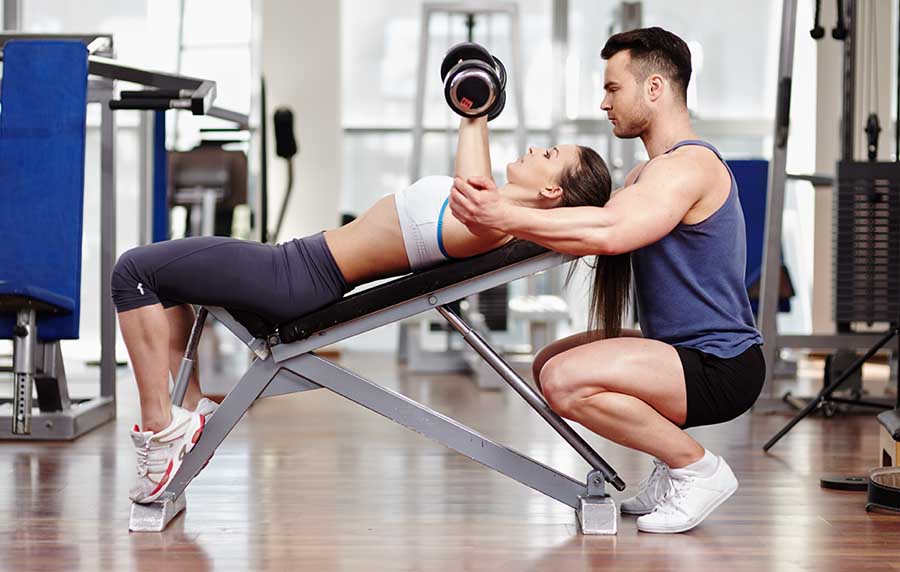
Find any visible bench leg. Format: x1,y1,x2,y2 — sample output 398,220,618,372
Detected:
12,308,37,435
577,470,618,535
128,355,280,532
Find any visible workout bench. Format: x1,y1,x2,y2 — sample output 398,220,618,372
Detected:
129,240,626,534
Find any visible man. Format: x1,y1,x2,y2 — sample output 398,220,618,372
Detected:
448,27,765,534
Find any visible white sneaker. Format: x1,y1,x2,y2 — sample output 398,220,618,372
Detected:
129,406,206,504
195,397,219,419
620,458,672,515
636,454,738,533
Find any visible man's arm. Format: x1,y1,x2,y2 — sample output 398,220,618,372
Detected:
454,116,492,181
450,153,707,256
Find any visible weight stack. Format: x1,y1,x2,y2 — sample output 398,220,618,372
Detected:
833,161,900,325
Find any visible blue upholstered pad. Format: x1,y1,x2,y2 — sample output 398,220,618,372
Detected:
728,159,792,313
0,41,88,340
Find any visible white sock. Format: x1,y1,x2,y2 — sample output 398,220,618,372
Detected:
670,449,718,478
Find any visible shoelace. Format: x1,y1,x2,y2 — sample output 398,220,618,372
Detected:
654,475,696,516
135,440,171,477
637,461,670,501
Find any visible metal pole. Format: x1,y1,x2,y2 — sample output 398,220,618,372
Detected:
410,6,431,182
12,308,35,434
840,0,856,162
2,0,21,31
509,4,526,154
757,0,798,397
171,307,209,407
436,305,626,491
137,111,154,246
100,84,118,404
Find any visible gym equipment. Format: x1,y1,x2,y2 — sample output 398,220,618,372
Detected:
879,409,900,467
867,467,900,513
129,241,624,534
758,0,900,406
440,42,506,120
0,34,248,440
0,40,95,437
270,107,299,243
811,0,826,38
763,0,900,450
168,143,249,237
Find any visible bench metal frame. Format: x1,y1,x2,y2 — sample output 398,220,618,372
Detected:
130,248,625,534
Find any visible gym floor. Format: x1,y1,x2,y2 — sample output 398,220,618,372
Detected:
1,351,899,571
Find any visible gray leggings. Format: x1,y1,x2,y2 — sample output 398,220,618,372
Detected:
110,232,349,324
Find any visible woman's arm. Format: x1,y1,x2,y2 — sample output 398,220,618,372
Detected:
454,116,492,181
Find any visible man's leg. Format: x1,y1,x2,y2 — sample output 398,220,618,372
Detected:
538,337,739,533
532,329,642,392
164,304,204,411
118,304,172,433
537,336,702,468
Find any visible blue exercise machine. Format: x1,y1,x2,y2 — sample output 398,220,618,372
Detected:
0,35,248,439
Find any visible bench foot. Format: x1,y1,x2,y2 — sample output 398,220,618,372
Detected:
577,496,618,535
129,492,186,532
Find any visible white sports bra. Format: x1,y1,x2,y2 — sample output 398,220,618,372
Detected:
393,175,456,271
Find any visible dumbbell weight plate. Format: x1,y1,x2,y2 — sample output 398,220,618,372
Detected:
487,90,506,122
444,60,500,118
440,42,495,81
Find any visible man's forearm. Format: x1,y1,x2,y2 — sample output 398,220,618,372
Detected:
454,117,492,180
500,204,619,256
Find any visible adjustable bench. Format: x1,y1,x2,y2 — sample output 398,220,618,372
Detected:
129,240,626,534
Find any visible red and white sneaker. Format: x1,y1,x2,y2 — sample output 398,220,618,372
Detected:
195,397,219,419
129,406,205,504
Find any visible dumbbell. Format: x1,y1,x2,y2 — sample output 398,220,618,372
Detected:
440,42,507,121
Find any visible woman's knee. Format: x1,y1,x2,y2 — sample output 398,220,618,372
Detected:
111,247,154,312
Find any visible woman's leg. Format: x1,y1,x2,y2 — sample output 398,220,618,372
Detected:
117,304,172,432
164,304,204,411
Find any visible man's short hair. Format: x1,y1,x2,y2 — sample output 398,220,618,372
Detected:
601,27,692,103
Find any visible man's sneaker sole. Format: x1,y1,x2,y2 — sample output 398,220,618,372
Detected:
636,480,738,534
620,504,656,516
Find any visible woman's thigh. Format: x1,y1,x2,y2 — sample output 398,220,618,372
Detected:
126,237,290,318
540,336,688,426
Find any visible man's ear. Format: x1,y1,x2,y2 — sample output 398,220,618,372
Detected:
647,74,664,102
540,186,563,202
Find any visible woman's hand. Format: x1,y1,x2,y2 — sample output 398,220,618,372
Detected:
449,175,512,236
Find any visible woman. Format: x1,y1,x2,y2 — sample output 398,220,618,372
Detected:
114,115,630,503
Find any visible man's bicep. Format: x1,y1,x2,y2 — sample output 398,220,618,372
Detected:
602,165,701,253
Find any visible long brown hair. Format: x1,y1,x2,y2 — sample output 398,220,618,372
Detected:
557,146,632,339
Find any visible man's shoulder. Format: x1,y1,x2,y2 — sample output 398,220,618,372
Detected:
643,146,724,190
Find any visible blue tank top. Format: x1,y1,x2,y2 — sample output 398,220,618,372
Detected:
631,140,763,358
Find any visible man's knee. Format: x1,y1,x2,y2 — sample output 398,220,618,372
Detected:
539,356,585,417
532,347,553,391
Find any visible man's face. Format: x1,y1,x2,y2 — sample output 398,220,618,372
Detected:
600,50,652,139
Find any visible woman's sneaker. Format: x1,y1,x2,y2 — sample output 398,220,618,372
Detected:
129,406,206,504
195,397,219,419
636,454,738,533
620,458,672,515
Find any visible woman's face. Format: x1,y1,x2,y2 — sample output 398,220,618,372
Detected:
506,144,579,191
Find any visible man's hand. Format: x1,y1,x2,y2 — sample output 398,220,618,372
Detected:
449,175,513,236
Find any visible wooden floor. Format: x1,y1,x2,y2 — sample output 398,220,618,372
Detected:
2,351,900,571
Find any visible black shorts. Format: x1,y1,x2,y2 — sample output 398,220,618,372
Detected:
676,344,765,428
110,232,349,324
